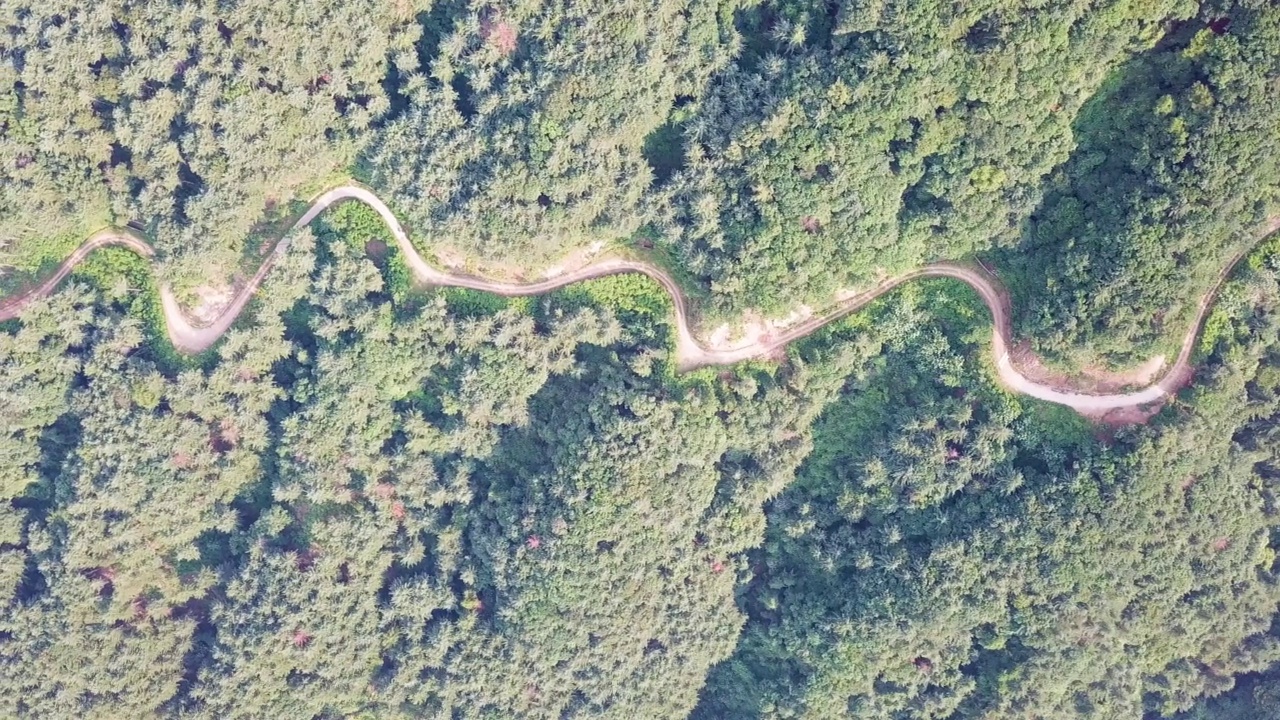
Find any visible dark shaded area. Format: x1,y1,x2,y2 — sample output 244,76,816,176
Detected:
449,73,477,121
992,1,1280,365
379,1,468,125
642,119,686,185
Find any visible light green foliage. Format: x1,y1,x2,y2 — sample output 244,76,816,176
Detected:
0,231,95,294
554,274,671,321
442,287,520,318
310,201,421,304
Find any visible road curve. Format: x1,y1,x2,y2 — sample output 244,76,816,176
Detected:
1,184,1275,416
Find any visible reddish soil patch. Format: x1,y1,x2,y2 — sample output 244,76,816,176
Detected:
365,239,389,262
1087,400,1167,429
1160,361,1197,397
481,15,518,56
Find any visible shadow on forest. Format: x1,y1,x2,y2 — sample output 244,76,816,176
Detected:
989,20,1211,360
691,22,1233,716
8,413,84,604
377,0,468,127
641,95,697,186
690,303,1112,717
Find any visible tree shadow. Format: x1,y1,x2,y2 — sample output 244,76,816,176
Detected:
989,15,1262,366
691,318,1109,718
376,1,468,127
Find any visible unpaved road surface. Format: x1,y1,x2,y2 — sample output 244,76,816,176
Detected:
3,185,1276,417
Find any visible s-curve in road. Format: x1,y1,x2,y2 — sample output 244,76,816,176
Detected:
3,184,1276,420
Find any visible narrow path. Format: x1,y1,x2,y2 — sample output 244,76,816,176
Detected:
2,184,1275,417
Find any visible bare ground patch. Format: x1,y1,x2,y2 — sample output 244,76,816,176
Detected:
187,284,237,325
431,241,608,281
1011,342,1166,395
703,305,814,353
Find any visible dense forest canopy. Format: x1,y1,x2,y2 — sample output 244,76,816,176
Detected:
666,0,1197,313
1006,0,1280,365
2,0,1280,718
364,0,737,266
1,1,424,283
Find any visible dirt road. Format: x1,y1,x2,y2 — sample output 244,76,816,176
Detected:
3,184,1275,418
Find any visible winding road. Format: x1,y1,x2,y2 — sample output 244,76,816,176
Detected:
1,184,1276,416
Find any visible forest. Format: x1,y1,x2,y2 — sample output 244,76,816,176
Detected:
2,0,1280,718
